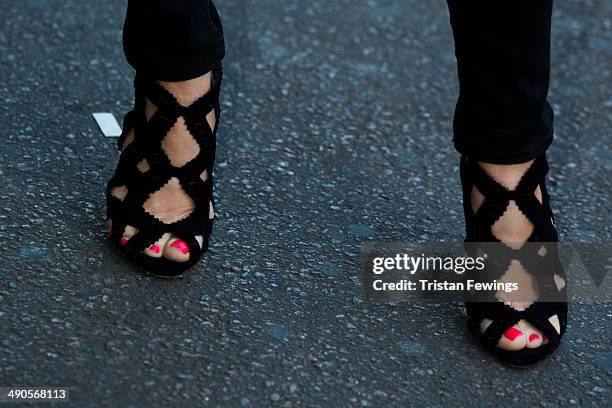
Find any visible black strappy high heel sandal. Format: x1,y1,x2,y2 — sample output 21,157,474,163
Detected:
106,64,222,277
460,155,567,366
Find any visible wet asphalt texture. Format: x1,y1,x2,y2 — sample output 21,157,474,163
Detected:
0,0,611,407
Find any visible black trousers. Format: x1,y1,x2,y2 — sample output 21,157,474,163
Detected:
446,0,554,164
123,0,225,82
122,0,554,165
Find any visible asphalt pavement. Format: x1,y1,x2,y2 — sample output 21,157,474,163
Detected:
0,0,610,406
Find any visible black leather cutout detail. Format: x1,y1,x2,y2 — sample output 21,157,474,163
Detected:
106,64,223,277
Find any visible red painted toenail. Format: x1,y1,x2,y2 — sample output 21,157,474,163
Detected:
171,240,189,254
529,333,540,342
503,327,523,341
120,237,129,246
149,245,160,254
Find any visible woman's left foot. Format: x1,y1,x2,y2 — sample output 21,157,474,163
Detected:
106,66,222,276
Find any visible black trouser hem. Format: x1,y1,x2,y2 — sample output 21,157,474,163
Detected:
124,42,225,82
453,131,553,164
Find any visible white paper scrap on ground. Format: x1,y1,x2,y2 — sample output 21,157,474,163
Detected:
92,112,122,137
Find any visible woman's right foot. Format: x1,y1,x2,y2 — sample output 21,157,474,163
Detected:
106,66,222,276
471,161,560,351
461,155,567,365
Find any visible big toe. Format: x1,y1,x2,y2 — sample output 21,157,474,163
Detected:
163,237,191,262
163,236,205,262
498,325,527,351
480,319,527,351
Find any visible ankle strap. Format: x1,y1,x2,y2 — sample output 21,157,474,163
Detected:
467,155,549,200
462,155,556,243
